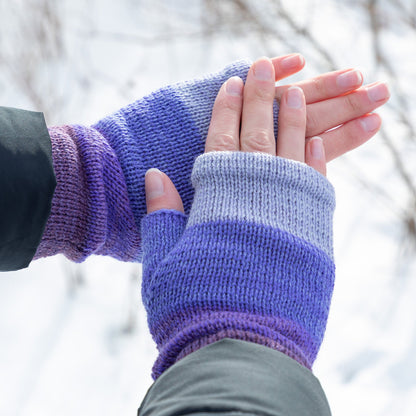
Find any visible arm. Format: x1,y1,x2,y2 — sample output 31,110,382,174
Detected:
34,60,254,263
38,59,386,264
138,58,389,415
1,56,388,270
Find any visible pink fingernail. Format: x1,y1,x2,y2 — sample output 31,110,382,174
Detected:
359,114,380,132
253,58,273,81
286,86,303,109
225,76,243,96
310,136,324,159
336,70,363,88
366,82,390,102
281,54,305,70
145,168,164,200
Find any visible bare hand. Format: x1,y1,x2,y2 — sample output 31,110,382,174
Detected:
145,56,390,213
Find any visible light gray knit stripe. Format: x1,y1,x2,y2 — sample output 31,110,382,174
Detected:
178,60,252,137
189,152,335,259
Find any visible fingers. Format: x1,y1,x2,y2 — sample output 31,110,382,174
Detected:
205,55,303,155
240,57,276,155
320,113,382,162
205,55,385,173
277,86,306,162
271,53,305,81
306,81,390,137
145,168,184,214
305,137,327,176
205,76,244,153
275,68,364,104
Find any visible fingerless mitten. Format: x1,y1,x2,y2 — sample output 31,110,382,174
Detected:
35,61,273,262
141,152,336,379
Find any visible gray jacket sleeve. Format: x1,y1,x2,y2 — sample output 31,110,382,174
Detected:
0,106,56,271
138,339,331,416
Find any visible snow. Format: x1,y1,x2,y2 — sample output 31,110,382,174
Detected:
0,0,415,415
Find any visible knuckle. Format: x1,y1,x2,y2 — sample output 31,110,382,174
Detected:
306,111,318,135
283,116,304,130
312,77,327,96
216,94,242,113
210,132,237,151
344,94,360,113
247,86,275,104
243,129,274,152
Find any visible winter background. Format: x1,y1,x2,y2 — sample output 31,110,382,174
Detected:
0,0,415,414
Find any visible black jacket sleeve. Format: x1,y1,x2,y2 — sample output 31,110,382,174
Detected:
0,106,56,271
138,339,332,416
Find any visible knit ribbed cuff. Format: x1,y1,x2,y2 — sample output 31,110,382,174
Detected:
189,151,335,259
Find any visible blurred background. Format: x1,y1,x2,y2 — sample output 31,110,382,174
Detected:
0,0,415,414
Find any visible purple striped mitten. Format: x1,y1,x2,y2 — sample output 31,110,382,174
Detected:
35,61,275,262
141,151,336,380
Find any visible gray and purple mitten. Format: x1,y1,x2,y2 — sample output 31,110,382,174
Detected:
34,61,275,262
141,151,336,379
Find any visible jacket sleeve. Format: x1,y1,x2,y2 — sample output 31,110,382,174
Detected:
138,338,332,416
0,106,56,271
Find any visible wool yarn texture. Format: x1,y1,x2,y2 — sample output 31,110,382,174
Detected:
35,60,278,262
141,151,336,379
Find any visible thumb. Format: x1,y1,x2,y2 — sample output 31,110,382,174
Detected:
145,168,184,214
141,168,186,294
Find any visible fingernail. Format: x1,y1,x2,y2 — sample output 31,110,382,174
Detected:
225,76,243,96
366,82,390,102
253,58,273,81
286,86,303,109
145,168,164,200
336,69,363,88
359,113,380,132
281,54,305,70
310,136,324,159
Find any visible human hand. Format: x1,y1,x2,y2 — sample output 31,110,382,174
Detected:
144,56,314,212
248,54,390,162
144,56,389,212
276,68,390,162
203,56,324,171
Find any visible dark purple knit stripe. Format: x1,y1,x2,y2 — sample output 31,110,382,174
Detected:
142,216,335,379
151,310,311,379
35,125,140,262
144,220,335,342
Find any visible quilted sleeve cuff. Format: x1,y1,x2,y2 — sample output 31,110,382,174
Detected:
0,107,56,271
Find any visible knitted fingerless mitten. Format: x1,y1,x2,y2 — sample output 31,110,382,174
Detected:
35,60,274,262
141,151,336,380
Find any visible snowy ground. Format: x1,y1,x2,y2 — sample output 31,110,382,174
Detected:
0,0,415,415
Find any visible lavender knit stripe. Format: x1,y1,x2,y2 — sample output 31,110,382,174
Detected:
93,61,258,220
144,221,335,340
172,60,252,137
189,151,335,259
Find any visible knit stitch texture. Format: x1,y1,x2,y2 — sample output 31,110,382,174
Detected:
141,151,336,379
35,60,276,262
